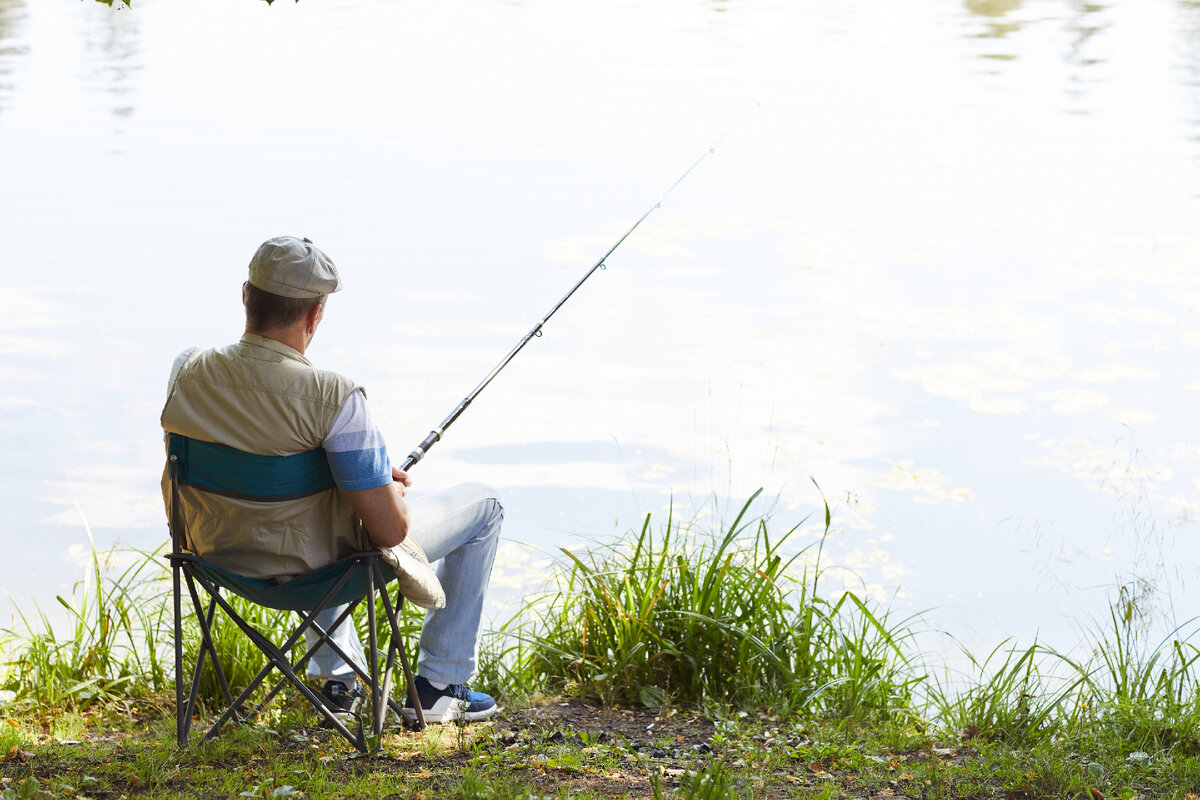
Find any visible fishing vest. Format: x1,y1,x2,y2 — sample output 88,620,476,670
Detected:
160,332,369,580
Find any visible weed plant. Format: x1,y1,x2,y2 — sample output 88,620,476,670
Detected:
1050,606,1200,757
522,490,917,723
1,530,171,708
929,640,1085,746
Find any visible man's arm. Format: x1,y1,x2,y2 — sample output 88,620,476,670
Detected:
341,482,410,548
324,390,414,549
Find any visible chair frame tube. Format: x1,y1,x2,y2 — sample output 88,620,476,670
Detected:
167,453,425,752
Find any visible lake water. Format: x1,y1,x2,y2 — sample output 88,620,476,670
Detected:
2,0,1199,660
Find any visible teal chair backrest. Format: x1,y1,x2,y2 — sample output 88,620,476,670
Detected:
166,433,335,501
167,433,386,611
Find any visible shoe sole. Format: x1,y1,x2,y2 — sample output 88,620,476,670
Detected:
401,702,501,724
317,695,359,728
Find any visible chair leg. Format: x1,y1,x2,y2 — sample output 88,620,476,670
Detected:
193,580,368,752
173,562,187,747
373,561,426,731
184,576,236,714
367,566,383,738
173,555,426,753
393,597,424,731
183,597,216,730
175,565,237,746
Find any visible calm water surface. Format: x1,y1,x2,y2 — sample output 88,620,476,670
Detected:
2,0,1199,657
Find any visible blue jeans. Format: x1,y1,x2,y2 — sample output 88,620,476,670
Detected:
305,482,503,685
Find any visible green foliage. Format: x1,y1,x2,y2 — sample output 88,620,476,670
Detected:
929,640,1085,746
675,759,750,799
1051,606,1200,756
0,721,29,756
8,483,1200,798
925,597,1200,790
1,777,52,800
474,600,542,704
1,537,171,708
521,489,918,722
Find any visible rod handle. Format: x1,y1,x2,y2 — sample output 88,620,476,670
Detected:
402,429,441,471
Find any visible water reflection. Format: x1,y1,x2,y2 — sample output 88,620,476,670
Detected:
966,0,1023,39
0,0,1198,657
1064,1,1108,65
964,0,1025,71
0,0,27,113
963,0,1113,108
1056,1,1108,113
82,3,140,120
1182,0,1200,147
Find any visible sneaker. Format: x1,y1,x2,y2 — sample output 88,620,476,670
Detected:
401,675,499,724
319,680,360,723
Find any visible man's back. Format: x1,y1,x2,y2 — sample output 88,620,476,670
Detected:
161,333,368,580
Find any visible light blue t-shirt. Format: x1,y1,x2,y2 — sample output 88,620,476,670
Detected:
323,389,393,491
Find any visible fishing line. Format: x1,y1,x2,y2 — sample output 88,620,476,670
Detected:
400,126,740,472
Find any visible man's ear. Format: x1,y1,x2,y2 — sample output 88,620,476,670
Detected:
307,300,324,333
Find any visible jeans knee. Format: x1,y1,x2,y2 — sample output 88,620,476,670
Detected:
462,482,503,517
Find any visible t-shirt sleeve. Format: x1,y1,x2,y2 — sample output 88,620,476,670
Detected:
167,347,200,394
323,389,394,491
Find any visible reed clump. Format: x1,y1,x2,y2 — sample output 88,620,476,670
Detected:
0,537,171,708
517,489,919,723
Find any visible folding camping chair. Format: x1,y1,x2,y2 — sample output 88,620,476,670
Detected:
164,433,427,752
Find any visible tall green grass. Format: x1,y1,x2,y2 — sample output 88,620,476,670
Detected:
1050,606,1200,756
928,602,1200,757
517,490,918,722
928,640,1085,746
6,485,1200,773
1,525,171,708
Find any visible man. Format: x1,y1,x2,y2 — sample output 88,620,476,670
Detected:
161,235,503,724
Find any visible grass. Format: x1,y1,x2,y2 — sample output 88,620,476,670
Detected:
0,517,171,708
520,489,918,725
7,695,1200,799
928,639,1084,747
4,489,1200,797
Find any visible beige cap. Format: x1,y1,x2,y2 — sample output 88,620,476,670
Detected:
247,236,342,298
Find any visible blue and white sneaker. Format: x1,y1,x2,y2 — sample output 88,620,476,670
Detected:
401,675,499,724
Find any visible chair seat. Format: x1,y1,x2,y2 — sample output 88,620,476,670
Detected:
170,551,395,612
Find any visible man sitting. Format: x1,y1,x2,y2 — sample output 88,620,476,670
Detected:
161,235,503,723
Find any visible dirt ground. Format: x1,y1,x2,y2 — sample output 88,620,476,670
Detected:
1,698,729,799
2,698,957,798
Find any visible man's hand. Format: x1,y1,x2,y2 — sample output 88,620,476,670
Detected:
392,466,412,496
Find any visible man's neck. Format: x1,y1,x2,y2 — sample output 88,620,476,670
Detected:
245,326,309,355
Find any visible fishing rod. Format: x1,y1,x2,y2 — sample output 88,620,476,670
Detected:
400,132,732,473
